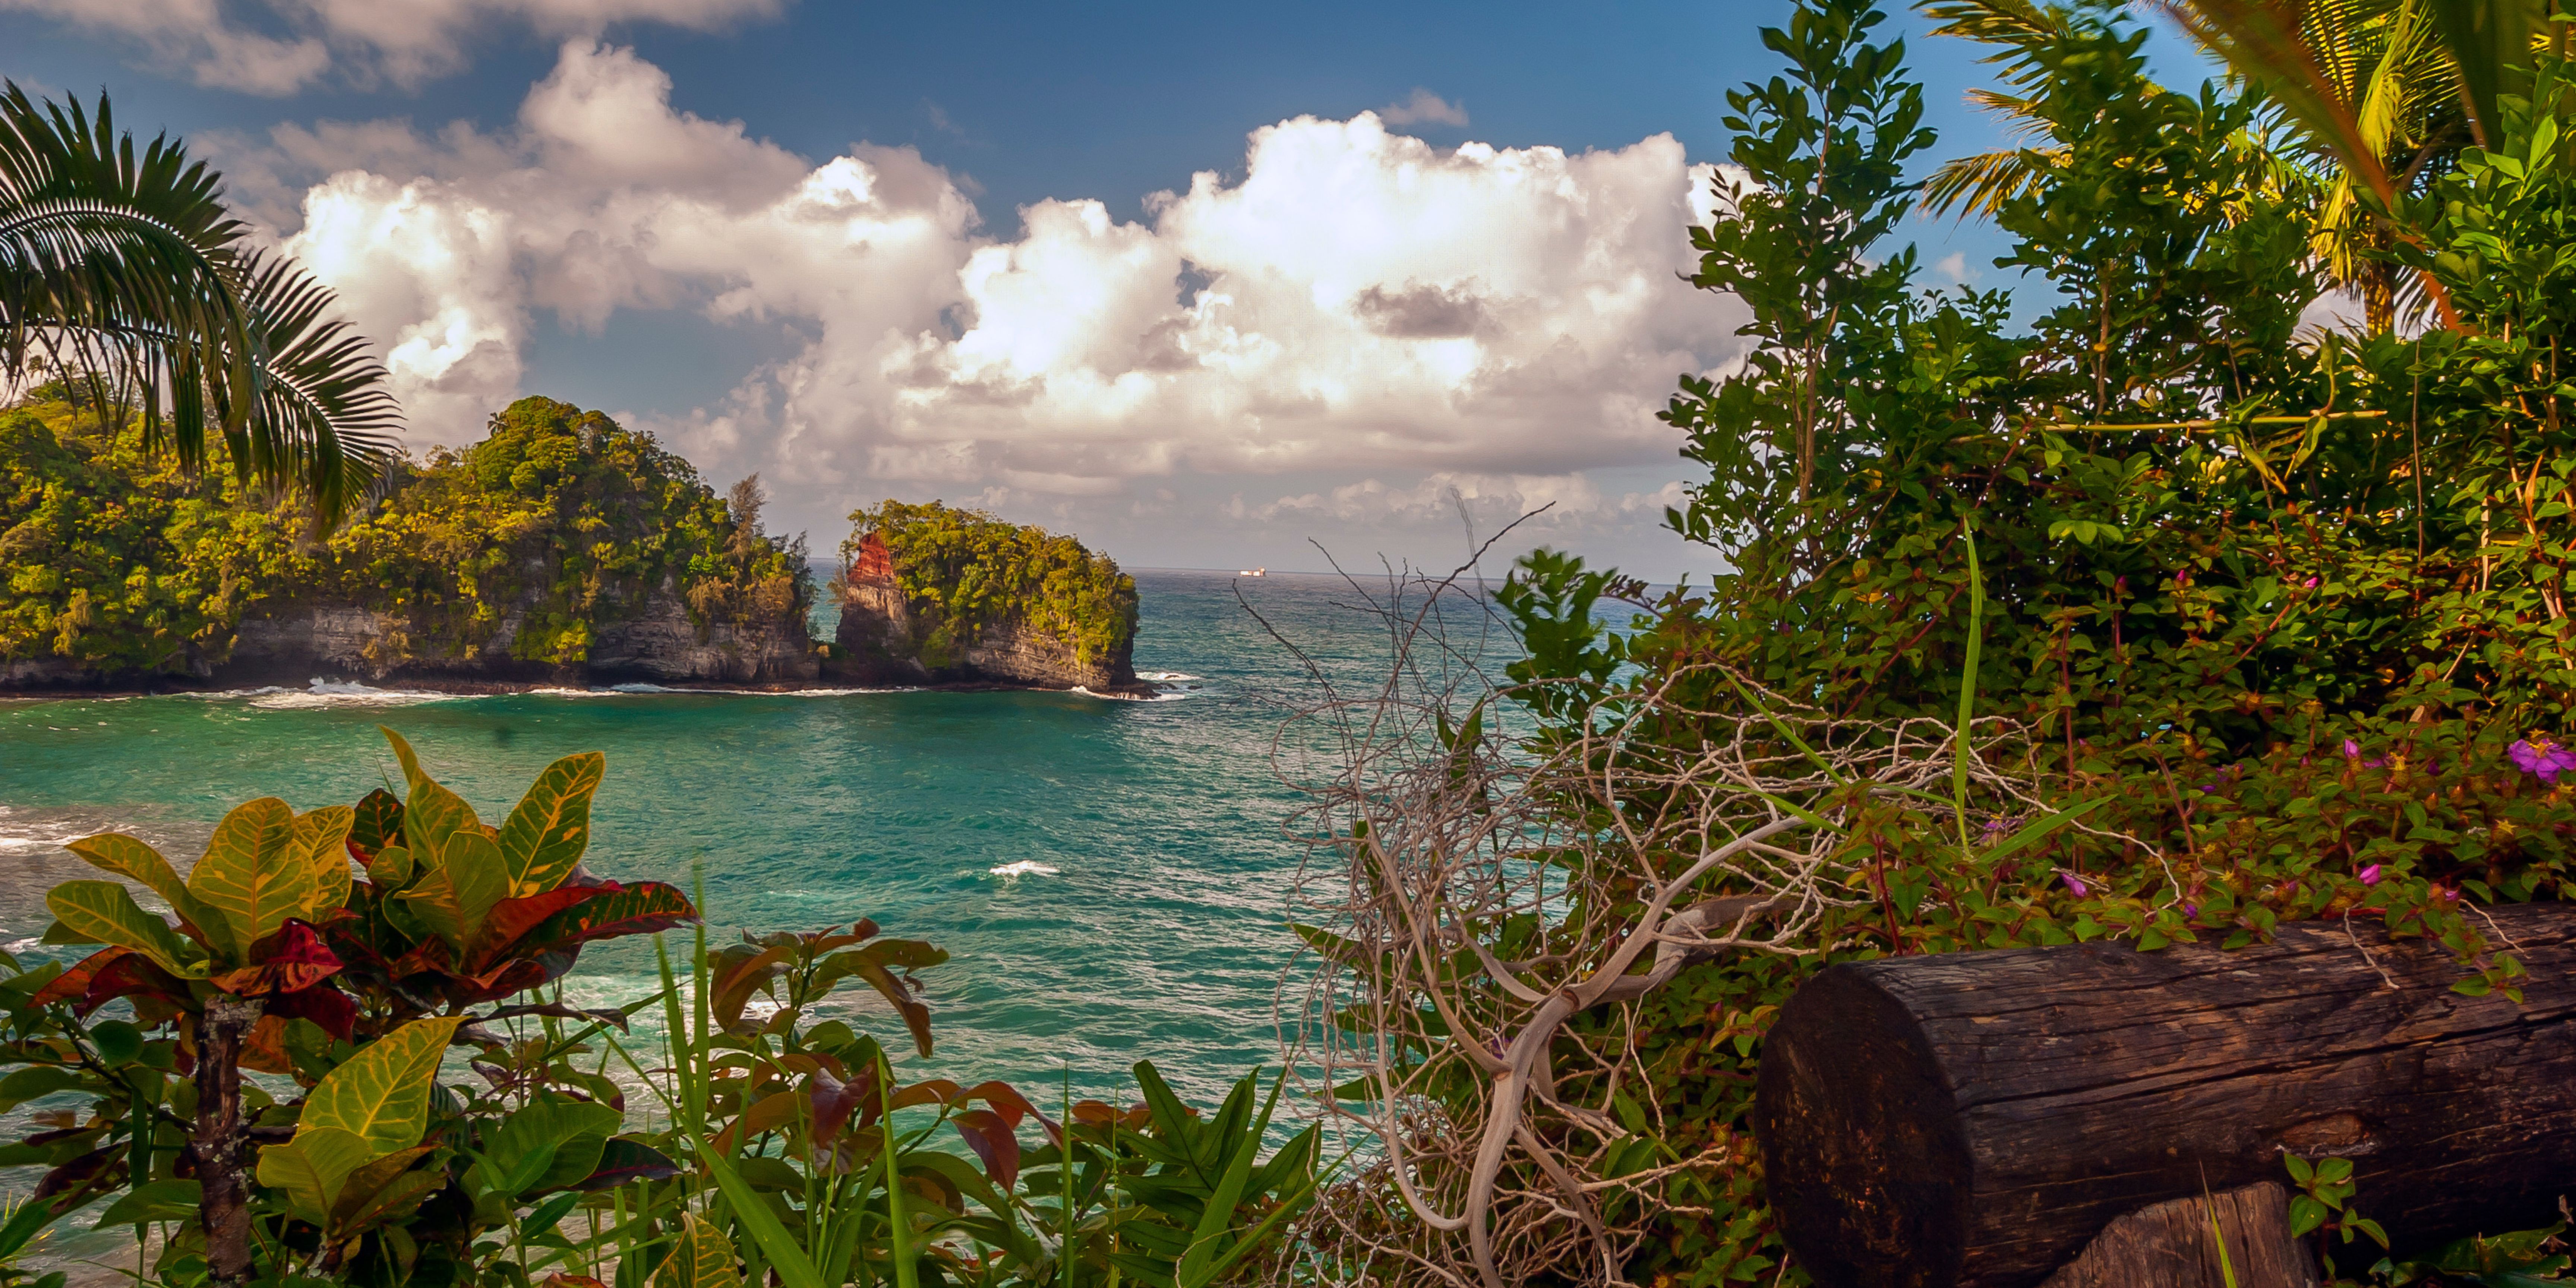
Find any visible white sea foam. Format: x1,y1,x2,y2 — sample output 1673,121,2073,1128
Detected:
989,860,1060,878
1072,685,1190,702
1135,671,1201,683
167,679,454,709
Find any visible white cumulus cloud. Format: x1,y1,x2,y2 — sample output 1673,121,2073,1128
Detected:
233,40,1740,570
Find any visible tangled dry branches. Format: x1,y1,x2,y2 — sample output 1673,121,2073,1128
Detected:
1257,553,2087,1288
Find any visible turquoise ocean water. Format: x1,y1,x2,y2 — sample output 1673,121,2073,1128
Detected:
0,569,1451,1112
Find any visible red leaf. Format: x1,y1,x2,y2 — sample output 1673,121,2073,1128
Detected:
75,952,190,1019
29,948,127,1008
464,885,610,975
952,1109,1021,1190
514,881,697,956
210,921,344,996
268,984,358,1042
806,1066,879,1143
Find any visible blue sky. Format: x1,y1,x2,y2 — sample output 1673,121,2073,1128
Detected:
0,0,2209,578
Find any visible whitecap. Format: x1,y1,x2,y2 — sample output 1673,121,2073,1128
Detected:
1135,671,1201,683
1071,686,1190,703
989,860,1060,878
168,679,454,710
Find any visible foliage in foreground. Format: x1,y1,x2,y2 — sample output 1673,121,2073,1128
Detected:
839,500,1137,672
1293,0,2576,1284
0,728,1312,1288
0,392,810,678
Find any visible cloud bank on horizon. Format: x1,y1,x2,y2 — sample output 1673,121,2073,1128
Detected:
201,39,1746,571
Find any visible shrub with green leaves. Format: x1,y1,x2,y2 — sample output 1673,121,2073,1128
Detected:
840,500,1137,673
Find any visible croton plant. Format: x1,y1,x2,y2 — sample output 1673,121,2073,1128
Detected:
14,727,694,1286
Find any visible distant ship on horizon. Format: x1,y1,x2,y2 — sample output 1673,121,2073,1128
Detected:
1237,567,1266,577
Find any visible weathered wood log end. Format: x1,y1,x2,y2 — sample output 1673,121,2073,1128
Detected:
1752,902,2576,1288
2039,1183,2317,1288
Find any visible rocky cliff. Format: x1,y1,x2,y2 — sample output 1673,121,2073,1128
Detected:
827,506,1146,693
0,394,822,692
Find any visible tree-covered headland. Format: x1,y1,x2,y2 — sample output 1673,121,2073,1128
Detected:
0,390,811,683
837,499,1137,679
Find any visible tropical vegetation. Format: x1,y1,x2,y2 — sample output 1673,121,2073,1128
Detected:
0,729,1320,1288
0,83,397,519
840,501,1136,674
1286,0,2576,1283
0,390,809,679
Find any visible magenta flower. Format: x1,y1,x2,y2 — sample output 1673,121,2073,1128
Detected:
2509,736,2576,784
2303,576,2320,589
2182,901,2199,916
2060,872,2090,897
2343,739,2362,759
2358,864,2382,886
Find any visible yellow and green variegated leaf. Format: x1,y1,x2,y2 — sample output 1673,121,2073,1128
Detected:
299,1016,464,1155
379,726,430,792
292,806,356,919
498,752,603,896
44,881,201,977
655,1214,743,1288
63,833,221,941
395,831,506,950
445,830,510,945
187,797,321,957
401,773,480,878
371,844,416,891
395,865,464,947
255,1125,376,1225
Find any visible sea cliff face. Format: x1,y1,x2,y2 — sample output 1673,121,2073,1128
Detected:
225,586,821,687
0,583,818,692
831,579,1137,691
828,505,1144,692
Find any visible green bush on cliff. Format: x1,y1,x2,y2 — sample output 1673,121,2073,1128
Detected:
0,385,313,673
318,396,811,666
842,499,1136,668
0,391,809,677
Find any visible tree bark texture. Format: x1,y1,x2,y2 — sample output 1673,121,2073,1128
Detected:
2038,1182,2317,1288
193,994,265,1287
1751,902,2576,1288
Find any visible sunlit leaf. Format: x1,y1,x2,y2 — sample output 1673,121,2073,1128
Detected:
44,881,200,977
498,752,603,896
654,1213,743,1288
63,833,219,945
187,796,320,958
298,1015,464,1154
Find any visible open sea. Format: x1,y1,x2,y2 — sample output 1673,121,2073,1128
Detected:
0,569,1505,1114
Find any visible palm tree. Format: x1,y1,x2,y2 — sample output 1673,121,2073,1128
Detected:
0,82,397,520
1919,0,2521,334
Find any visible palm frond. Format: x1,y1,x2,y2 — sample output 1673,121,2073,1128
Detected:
0,80,400,521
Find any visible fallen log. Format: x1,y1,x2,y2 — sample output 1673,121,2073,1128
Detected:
1752,902,2576,1288
2039,1182,2314,1288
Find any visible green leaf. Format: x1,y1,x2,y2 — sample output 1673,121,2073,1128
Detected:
255,1126,378,1224
654,1213,743,1288
2287,1194,2327,1237
186,796,321,957
498,752,604,896
297,1015,465,1154
44,881,200,977
92,1178,199,1228
63,833,219,944
0,1066,85,1112
475,1095,621,1197
397,831,508,950
695,1150,820,1288
325,1146,439,1237
1176,1068,1284,1288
